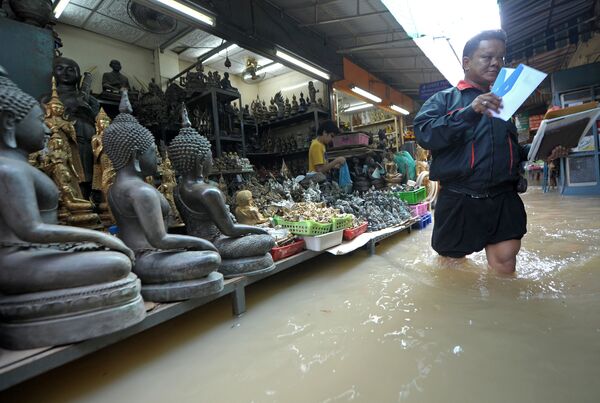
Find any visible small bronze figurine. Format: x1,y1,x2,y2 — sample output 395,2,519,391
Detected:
308,81,319,105
101,60,131,100
291,94,299,115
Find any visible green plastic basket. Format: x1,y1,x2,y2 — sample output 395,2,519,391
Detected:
331,215,354,231
394,186,427,204
273,216,332,236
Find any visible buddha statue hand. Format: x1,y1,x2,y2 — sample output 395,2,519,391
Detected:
95,233,135,262
186,236,218,252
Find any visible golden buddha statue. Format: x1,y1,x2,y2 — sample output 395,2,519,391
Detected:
92,108,116,226
416,145,430,185
156,152,183,227
234,190,268,225
43,78,102,229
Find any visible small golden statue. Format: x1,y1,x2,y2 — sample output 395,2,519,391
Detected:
234,190,268,225
416,145,430,183
156,152,183,227
42,78,102,229
92,107,116,226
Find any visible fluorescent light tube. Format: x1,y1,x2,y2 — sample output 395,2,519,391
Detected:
54,0,71,18
351,86,382,103
152,0,214,26
276,50,330,80
391,104,410,115
345,103,373,112
204,44,238,62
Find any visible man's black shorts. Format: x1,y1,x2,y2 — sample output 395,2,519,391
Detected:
432,188,527,258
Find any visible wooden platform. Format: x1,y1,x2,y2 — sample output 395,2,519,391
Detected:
0,226,412,391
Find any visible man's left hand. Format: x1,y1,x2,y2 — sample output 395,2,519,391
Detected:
547,146,569,162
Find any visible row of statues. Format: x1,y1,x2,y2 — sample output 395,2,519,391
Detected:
0,69,275,350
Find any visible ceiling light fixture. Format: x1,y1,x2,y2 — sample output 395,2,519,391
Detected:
275,50,330,80
345,103,373,112
351,86,382,103
150,0,214,26
204,44,238,63
53,0,71,18
391,104,410,115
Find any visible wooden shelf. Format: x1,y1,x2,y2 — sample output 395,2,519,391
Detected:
187,87,241,105
247,148,309,158
260,109,329,129
353,117,396,129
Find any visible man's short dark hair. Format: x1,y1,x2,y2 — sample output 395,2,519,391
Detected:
462,29,507,59
318,120,340,136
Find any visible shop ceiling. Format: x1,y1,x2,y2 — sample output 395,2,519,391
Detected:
499,0,599,73
261,0,444,98
59,0,295,80
58,0,444,97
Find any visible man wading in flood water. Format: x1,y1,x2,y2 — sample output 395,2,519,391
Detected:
414,30,566,274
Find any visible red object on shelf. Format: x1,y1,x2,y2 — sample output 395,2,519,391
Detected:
270,239,305,262
332,132,369,148
529,114,544,130
343,222,368,241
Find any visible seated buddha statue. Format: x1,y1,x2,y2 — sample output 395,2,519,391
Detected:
235,190,268,225
0,70,145,350
101,60,130,100
169,109,275,278
103,91,223,302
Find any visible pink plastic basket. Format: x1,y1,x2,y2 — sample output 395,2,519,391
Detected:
332,133,369,148
409,202,429,217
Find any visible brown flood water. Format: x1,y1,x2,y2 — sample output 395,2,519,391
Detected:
2,188,600,403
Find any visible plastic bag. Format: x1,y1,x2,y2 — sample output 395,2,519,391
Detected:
338,162,353,190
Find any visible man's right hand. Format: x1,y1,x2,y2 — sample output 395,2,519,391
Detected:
333,156,346,168
472,93,503,116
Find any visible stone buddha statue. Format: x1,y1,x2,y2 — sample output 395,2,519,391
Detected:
308,81,319,105
291,94,299,115
220,72,237,92
268,98,277,121
42,79,102,229
92,108,116,226
299,92,307,112
235,190,268,225
284,97,291,118
0,71,145,350
48,56,99,200
169,110,275,278
103,91,223,302
101,60,130,98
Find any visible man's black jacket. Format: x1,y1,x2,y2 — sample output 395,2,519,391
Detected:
414,82,529,194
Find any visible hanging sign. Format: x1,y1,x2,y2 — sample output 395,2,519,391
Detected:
419,80,452,100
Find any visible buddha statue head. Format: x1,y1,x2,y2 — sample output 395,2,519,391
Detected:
236,190,254,208
53,56,81,88
0,70,47,153
103,91,157,177
169,105,213,178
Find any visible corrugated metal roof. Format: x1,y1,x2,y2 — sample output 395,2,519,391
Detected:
500,0,599,72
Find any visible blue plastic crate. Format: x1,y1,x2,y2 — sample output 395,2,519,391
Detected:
412,212,432,230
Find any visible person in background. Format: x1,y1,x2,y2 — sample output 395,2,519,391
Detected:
308,120,346,173
414,29,567,274
393,149,417,183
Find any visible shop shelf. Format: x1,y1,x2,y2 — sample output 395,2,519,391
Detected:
331,215,354,231
302,230,344,251
409,201,429,217
270,239,306,262
343,222,368,241
273,216,332,236
394,186,427,204
412,212,432,230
